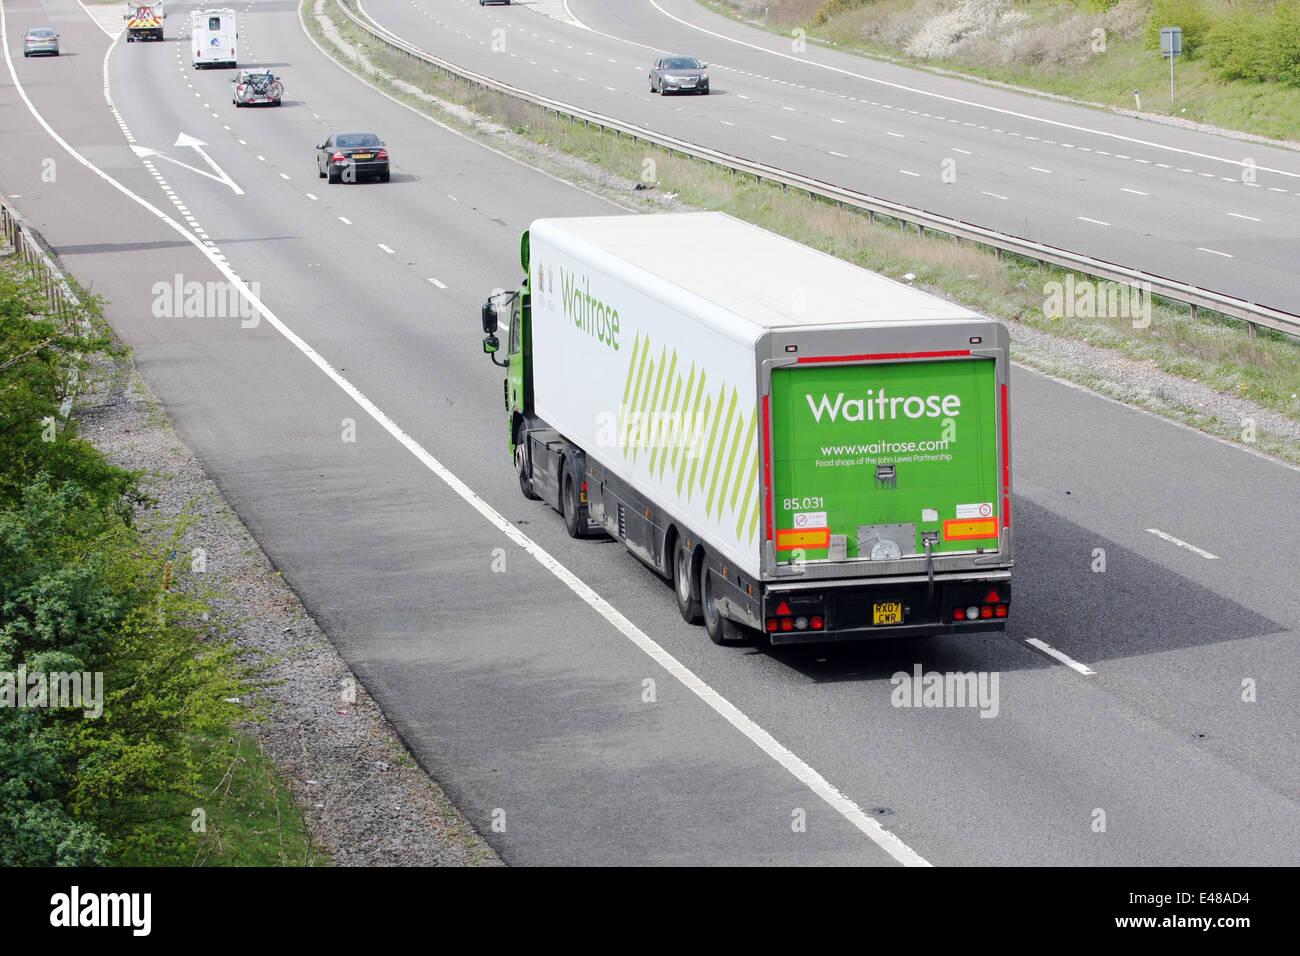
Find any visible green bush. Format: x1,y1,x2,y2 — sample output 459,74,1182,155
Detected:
1203,3,1300,82
810,0,876,27
1144,0,1214,58
0,256,246,865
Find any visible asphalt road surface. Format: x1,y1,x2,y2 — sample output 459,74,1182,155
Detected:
2,0,1298,864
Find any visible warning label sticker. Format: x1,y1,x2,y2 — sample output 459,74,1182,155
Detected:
956,502,995,519
793,511,828,528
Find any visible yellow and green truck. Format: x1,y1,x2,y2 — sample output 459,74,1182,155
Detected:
480,212,1013,645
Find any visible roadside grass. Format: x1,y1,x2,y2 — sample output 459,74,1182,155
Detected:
703,0,1300,143
305,1,1300,462
126,728,322,866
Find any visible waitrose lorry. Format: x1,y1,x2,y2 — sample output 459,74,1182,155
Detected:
479,212,1013,644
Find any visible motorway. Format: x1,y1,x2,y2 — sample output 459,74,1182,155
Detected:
2,0,1299,865
362,0,1300,315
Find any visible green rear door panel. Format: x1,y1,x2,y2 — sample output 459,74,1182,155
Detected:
770,359,999,563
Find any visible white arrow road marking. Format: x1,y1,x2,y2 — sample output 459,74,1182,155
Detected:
177,132,244,194
130,144,234,188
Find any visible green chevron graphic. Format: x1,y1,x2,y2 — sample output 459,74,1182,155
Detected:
618,333,761,544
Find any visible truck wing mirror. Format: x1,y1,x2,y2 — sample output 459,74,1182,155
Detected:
481,301,498,334
482,333,508,367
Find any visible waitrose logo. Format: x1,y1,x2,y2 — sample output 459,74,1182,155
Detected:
806,389,961,423
560,268,620,351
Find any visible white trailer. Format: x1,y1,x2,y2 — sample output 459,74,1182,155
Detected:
191,8,237,68
481,212,1016,645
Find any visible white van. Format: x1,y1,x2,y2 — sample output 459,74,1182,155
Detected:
191,9,237,68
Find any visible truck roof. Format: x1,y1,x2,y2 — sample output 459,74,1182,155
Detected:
531,212,983,335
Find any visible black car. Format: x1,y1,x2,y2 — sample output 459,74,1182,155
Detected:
479,0,510,5
316,132,389,184
649,56,709,95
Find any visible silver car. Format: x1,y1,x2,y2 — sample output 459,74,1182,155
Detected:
650,56,709,95
23,28,60,57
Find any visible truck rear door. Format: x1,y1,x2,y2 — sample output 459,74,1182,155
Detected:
769,356,1003,567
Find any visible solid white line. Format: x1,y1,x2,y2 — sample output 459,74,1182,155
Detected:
19,0,930,872
1228,212,1260,222
306,193,318,200
1077,216,1109,226
1025,639,1096,676
886,131,904,138
377,243,394,254
950,146,970,154
1197,247,1233,258
1146,528,1220,559
643,0,1300,180
899,169,920,176
1120,187,1147,195
338,216,352,225
770,134,787,141
830,151,848,157
428,277,446,289
981,191,1007,200
830,117,845,124
279,173,290,180
1029,166,1051,173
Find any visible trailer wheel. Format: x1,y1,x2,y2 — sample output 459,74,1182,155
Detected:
700,565,749,646
673,536,702,624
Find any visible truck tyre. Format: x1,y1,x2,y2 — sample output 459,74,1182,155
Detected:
700,564,749,645
515,430,539,500
562,470,583,539
673,536,702,624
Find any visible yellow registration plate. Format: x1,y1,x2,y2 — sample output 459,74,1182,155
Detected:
353,153,372,160
873,602,903,625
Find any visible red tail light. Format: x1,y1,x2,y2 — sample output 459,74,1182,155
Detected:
995,604,1008,617
376,148,389,160
331,151,346,162
765,618,778,632
810,616,824,630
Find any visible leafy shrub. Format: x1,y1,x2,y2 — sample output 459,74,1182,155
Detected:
1143,0,1214,58
811,0,878,26
0,256,245,864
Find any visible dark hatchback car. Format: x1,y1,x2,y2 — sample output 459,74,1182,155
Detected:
316,132,389,183
649,55,709,95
